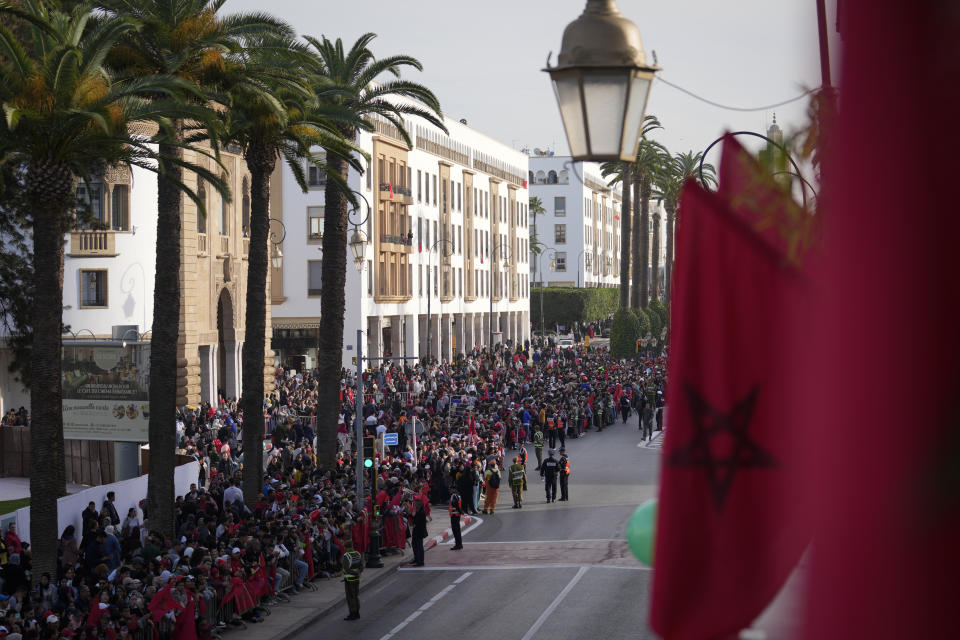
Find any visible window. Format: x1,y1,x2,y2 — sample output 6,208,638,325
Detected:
368,262,373,295
417,170,422,202
308,165,325,188
80,270,107,307
419,265,423,295
548,170,558,184
432,174,437,205
554,251,567,272
366,158,372,190
554,196,566,217
458,183,462,211
76,182,104,227
308,206,324,241
219,190,228,236
197,182,207,233
111,184,129,231
307,260,323,296
240,178,250,233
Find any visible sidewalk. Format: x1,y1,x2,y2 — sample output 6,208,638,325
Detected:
0,477,87,502
225,512,475,640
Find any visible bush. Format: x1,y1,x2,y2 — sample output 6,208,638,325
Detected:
610,308,641,359
648,300,668,329
530,287,619,329
629,307,651,337
644,304,663,339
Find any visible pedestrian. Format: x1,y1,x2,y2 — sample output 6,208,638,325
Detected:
408,499,427,566
482,463,501,514
518,446,529,490
533,428,544,470
509,457,525,509
449,489,464,550
642,403,654,441
540,449,560,503
558,448,571,502
341,537,363,620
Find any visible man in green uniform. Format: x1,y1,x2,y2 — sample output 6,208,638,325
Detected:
509,456,526,509
342,536,363,620
533,428,544,470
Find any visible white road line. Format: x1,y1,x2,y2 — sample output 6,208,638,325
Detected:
455,538,624,545
439,516,484,543
378,571,471,640
398,563,650,572
520,566,590,640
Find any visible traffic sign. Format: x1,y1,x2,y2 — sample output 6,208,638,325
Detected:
383,432,399,446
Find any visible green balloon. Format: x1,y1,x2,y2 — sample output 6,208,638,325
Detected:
626,499,658,566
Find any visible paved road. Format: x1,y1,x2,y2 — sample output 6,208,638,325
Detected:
292,410,661,640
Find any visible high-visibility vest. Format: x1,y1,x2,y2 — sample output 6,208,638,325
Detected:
449,494,462,518
546,418,555,430
342,551,362,580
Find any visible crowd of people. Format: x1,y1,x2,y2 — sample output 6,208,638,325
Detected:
0,336,666,639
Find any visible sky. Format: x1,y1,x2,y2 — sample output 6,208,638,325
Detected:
224,0,841,163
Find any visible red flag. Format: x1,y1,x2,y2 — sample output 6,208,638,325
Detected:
651,182,810,639
388,183,394,199
799,2,960,638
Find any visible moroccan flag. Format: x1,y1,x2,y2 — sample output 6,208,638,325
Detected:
798,1,960,638
651,181,810,639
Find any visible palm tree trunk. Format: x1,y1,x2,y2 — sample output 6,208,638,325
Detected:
148,131,183,541
639,177,652,308
240,141,276,506
651,210,661,301
619,164,632,307
630,177,642,309
316,146,352,469
665,200,676,305
26,161,71,578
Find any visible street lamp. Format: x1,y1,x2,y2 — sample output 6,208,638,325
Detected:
490,239,514,353
347,192,372,272
268,218,286,269
544,0,659,162
538,248,558,337
425,238,455,365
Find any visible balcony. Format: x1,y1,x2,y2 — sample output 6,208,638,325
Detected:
219,235,230,255
378,183,413,205
379,232,413,253
68,230,117,257
198,233,208,255
242,237,250,257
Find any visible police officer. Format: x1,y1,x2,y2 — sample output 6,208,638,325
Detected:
518,446,529,490
532,428,544,470
509,456,525,509
449,488,464,550
342,536,363,620
540,449,560,503
558,448,571,501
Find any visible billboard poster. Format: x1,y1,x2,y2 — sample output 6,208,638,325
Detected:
62,343,150,442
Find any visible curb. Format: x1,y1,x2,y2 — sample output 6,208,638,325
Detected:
275,514,475,639
424,515,473,550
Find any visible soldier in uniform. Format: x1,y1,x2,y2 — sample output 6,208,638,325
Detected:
449,489,464,550
532,428,544,470
540,449,560,503
509,456,526,509
341,535,363,620
518,446,529,490
558,447,571,501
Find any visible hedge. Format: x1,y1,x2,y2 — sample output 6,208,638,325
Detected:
610,308,641,359
645,305,663,338
648,300,668,332
630,307,651,338
530,287,619,329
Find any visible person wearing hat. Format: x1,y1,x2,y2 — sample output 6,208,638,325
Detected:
532,427,544,470
557,448,571,501
540,449,560,503
481,463,501,514
508,457,526,509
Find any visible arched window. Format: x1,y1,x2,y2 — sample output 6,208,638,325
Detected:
547,170,558,184
197,181,207,234
535,170,546,184
558,170,569,184
241,177,250,235
528,170,534,184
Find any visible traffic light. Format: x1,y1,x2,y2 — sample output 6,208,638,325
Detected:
363,436,375,468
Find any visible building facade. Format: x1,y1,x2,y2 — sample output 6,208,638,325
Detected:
270,111,532,371
0,143,274,414
528,154,622,289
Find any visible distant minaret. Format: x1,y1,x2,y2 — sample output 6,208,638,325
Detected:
760,113,790,189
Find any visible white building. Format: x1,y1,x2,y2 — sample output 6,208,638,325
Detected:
528,153,622,289
270,112,531,371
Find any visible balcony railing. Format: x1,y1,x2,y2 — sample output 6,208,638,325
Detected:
378,183,413,204
242,238,249,256
198,233,208,254
69,230,116,256
220,235,230,255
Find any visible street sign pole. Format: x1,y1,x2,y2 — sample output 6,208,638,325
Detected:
355,329,364,503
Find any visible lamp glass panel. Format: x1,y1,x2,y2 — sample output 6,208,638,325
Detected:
620,74,653,159
581,72,629,158
551,72,588,157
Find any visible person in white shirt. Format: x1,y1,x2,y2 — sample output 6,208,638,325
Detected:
222,479,243,510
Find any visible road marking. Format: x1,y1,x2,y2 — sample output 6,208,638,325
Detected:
455,538,624,545
439,516,484,543
379,572,472,640
398,564,651,572
520,566,590,640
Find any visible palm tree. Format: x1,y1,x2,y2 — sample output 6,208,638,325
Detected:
654,150,716,304
630,115,663,309
307,32,446,468
529,196,545,282
0,0,211,574
97,0,290,538
221,35,363,505
600,162,632,306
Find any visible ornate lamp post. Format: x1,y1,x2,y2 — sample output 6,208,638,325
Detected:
425,238,455,365
544,0,659,162
490,239,514,353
